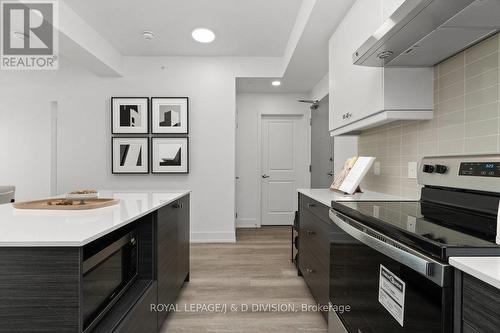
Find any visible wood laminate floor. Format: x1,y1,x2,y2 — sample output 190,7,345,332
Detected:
160,226,327,333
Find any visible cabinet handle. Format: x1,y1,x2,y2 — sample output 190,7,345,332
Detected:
306,268,314,274
307,203,316,208
173,203,183,209
306,230,315,236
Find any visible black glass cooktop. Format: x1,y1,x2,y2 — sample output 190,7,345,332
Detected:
331,200,500,261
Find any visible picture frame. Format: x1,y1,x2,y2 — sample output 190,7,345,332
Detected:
151,97,189,134
151,137,189,174
112,137,149,174
111,97,149,134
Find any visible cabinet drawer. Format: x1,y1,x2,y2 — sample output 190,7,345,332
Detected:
299,244,329,320
299,194,330,223
114,282,157,333
300,209,330,269
462,274,500,333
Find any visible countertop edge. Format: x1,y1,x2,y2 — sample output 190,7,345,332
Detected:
450,257,500,290
297,188,334,206
297,188,416,207
0,190,191,247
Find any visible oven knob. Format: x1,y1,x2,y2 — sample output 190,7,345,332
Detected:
435,165,448,174
423,164,435,173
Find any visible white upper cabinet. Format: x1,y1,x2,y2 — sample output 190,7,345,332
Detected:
329,0,434,136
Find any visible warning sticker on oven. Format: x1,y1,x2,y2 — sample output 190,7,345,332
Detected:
378,265,406,327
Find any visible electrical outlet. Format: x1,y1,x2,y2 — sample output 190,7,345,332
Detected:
373,205,380,218
408,162,417,179
374,162,381,175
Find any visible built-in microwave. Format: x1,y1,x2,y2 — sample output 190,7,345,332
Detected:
82,230,138,331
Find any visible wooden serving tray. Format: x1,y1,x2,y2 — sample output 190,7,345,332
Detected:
13,198,120,210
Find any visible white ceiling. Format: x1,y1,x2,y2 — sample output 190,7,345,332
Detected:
63,0,302,56
236,0,355,93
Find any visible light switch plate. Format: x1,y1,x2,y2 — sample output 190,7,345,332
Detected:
408,162,417,179
374,162,381,175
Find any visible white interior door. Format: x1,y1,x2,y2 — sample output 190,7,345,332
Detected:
261,115,308,225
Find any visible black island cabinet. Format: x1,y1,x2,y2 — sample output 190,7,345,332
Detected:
0,193,190,333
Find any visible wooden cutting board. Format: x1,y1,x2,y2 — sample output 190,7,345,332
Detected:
12,198,120,210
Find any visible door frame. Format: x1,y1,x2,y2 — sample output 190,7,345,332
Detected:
257,113,311,227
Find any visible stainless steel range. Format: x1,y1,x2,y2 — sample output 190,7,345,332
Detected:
328,154,500,333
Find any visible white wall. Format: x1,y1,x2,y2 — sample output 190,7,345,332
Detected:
235,93,310,228
0,56,282,242
309,73,329,102
0,98,53,200
333,136,358,175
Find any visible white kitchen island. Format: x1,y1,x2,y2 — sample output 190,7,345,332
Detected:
0,190,191,333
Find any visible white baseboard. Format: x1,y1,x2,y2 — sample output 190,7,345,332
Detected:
236,218,260,228
261,222,293,226
191,231,236,243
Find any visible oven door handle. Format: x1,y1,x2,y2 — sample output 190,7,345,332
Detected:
330,210,447,286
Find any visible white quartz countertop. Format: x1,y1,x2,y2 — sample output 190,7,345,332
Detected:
0,190,190,247
297,188,417,207
450,257,500,289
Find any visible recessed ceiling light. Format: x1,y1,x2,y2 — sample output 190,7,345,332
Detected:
272,80,281,86
192,28,216,43
142,31,155,41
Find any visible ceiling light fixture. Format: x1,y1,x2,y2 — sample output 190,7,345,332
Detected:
271,80,281,87
142,31,155,41
192,28,216,43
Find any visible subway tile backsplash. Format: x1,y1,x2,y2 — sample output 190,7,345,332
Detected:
358,33,500,198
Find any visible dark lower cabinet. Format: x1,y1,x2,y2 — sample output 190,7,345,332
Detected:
0,248,81,332
156,194,190,329
114,282,158,333
177,195,190,287
462,322,480,333
455,270,500,333
157,203,178,327
298,194,335,321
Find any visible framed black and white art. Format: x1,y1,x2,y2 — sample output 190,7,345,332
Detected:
112,137,149,174
151,137,189,174
151,97,189,134
111,97,149,134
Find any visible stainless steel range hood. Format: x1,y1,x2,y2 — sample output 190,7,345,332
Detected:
353,0,500,67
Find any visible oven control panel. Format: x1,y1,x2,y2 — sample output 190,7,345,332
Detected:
418,154,500,192
459,162,500,177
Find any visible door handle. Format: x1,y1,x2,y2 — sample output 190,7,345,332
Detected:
327,171,334,177
262,174,270,179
